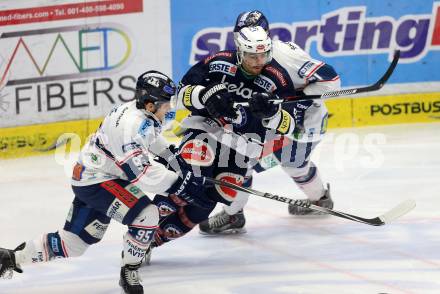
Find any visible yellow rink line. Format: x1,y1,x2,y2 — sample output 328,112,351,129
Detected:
1,92,439,159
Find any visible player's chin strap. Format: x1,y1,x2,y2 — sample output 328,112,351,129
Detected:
234,50,400,108
206,177,415,226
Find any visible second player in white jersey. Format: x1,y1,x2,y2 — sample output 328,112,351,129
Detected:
0,70,213,294
73,99,177,194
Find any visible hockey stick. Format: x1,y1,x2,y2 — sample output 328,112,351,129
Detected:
206,177,415,226
235,50,400,107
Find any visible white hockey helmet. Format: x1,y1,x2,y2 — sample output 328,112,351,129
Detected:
234,26,272,65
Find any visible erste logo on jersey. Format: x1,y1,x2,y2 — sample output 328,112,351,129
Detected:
214,172,245,202
254,75,277,92
209,60,237,76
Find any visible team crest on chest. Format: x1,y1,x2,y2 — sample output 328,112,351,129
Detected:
231,105,247,128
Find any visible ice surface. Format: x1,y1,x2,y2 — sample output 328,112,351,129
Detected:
1,123,439,294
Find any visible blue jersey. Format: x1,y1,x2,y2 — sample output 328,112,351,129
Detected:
179,50,299,140
177,42,340,145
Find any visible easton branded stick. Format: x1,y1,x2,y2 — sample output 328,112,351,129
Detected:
235,50,401,107
206,177,415,226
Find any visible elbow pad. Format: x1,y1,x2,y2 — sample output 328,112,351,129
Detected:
177,85,205,110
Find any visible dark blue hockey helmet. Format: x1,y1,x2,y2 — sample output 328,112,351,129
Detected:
233,10,270,33
135,70,176,109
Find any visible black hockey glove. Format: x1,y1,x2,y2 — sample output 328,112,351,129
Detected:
199,83,237,120
166,170,215,209
249,92,280,119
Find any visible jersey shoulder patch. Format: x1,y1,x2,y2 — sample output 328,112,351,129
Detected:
298,61,323,79
264,64,289,87
138,119,152,137
138,118,159,138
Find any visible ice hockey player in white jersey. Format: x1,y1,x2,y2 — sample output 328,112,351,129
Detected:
0,71,212,294
199,10,341,235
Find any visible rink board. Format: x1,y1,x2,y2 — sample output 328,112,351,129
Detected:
352,92,440,126
2,92,440,159
0,119,101,159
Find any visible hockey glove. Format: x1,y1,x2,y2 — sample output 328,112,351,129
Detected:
166,170,214,209
249,92,280,119
199,83,237,120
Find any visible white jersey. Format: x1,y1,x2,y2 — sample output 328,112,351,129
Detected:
271,40,341,142
71,101,177,195
272,40,340,95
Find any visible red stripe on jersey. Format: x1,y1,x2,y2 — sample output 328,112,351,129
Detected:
118,150,143,164
316,75,341,82
306,62,324,78
130,165,150,184
61,240,69,257
128,235,148,247
129,225,158,229
42,234,49,262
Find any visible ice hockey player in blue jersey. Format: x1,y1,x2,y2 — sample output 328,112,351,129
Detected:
141,26,293,249
0,71,212,294
198,10,341,235
143,24,334,250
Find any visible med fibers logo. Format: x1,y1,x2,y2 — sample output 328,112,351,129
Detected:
190,4,440,64
0,23,132,86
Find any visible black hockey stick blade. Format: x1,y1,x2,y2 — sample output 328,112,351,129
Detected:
361,50,400,91
206,177,415,226
234,50,401,107
318,49,400,99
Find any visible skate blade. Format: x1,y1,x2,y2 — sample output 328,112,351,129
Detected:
199,228,247,236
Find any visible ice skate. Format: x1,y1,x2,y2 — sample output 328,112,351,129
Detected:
199,209,246,235
119,263,143,294
0,243,25,279
288,184,333,215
